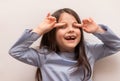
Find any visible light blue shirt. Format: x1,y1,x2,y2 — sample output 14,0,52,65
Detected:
9,25,120,81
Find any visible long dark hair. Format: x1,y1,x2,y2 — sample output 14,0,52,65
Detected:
35,8,91,81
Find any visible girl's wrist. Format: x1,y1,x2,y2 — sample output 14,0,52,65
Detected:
94,26,106,34
32,27,43,35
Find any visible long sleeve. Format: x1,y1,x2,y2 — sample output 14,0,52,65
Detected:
9,29,45,67
88,24,120,61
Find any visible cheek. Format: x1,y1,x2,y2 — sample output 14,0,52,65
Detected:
55,30,65,43
76,29,81,41
56,29,66,37
56,30,63,38
76,28,81,34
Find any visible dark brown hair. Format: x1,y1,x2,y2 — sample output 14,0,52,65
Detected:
35,8,91,81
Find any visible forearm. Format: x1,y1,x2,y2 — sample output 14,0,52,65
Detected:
8,29,41,66
9,29,40,55
93,24,120,50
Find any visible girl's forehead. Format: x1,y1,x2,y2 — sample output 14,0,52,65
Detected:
58,13,77,22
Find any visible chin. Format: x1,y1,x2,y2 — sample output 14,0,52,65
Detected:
66,44,77,49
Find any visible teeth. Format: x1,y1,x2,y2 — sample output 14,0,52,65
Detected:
71,36,75,38
65,36,76,40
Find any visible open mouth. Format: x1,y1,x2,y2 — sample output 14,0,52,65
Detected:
64,35,76,40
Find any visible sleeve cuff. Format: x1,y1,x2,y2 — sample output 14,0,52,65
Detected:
24,29,41,41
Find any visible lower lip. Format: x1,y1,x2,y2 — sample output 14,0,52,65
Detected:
66,39,75,43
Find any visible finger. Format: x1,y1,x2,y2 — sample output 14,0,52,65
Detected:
46,12,50,17
48,16,56,21
88,17,94,23
46,14,56,21
82,27,91,33
54,22,66,28
82,18,93,24
82,19,89,24
46,13,55,20
73,23,83,28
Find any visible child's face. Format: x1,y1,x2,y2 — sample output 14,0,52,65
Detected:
56,12,81,52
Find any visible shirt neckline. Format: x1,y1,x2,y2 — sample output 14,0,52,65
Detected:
58,52,75,60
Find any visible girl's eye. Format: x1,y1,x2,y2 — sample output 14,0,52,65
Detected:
59,26,66,29
74,26,80,29
72,22,80,29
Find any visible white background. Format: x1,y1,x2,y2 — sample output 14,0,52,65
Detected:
0,0,120,81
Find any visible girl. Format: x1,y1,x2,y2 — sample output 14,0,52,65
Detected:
9,8,120,81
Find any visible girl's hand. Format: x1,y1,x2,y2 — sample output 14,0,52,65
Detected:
32,13,65,35
32,13,56,35
74,18,105,33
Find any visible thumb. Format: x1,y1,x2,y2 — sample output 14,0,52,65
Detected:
46,12,51,17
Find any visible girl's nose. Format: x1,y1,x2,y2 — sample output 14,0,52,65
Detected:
67,26,74,33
